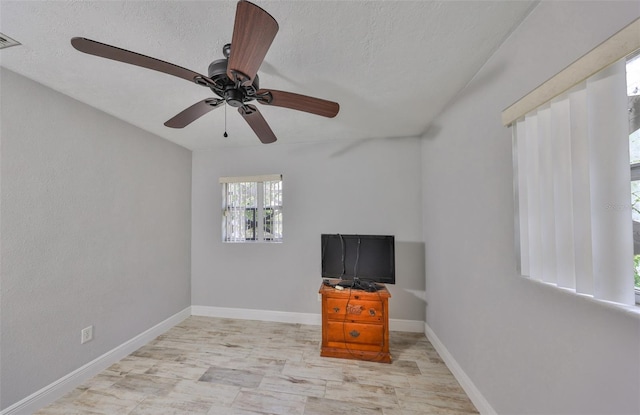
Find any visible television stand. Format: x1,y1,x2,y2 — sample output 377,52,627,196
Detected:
319,280,391,363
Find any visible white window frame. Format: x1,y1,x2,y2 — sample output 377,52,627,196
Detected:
220,174,283,243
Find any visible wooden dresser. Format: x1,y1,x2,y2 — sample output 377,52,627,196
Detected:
319,281,391,363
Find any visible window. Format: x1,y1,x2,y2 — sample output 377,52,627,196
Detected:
627,51,640,302
503,18,640,307
220,175,282,242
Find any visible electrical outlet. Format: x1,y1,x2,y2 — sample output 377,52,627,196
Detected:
317,293,322,302
81,325,93,344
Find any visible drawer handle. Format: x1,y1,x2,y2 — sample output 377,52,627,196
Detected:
346,304,363,315
349,330,360,338
369,308,376,316
333,307,340,313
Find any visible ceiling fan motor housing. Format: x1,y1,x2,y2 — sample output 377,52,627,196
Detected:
224,88,245,107
208,58,259,107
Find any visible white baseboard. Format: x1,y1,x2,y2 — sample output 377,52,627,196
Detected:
424,323,496,415
191,305,322,325
191,305,425,333
1,307,191,415
389,318,424,333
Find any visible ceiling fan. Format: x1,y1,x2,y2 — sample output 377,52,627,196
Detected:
70,0,339,144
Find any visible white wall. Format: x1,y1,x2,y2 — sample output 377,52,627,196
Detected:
0,69,192,410
422,1,640,414
192,137,425,321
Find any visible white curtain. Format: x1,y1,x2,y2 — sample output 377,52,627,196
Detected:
513,59,635,305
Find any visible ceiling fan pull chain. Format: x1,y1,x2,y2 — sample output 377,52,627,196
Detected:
223,103,228,138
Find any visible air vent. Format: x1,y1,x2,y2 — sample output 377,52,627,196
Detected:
0,33,21,49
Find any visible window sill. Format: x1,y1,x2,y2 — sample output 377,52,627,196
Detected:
519,275,640,318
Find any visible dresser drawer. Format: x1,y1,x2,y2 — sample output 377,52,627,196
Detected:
325,321,384,348
325,298,384,322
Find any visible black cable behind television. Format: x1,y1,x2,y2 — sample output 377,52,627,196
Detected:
321,234,395,286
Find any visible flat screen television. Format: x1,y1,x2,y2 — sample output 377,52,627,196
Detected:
321,234,395,285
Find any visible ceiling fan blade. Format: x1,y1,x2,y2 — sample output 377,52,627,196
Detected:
238,104,277,144
71,37,209,85
227,1,279,84
257,89,340,118
164,99,224,129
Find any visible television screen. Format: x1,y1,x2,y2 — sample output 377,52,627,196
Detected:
321,234,395,285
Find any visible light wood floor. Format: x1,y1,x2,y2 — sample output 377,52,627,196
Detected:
35,316,478,414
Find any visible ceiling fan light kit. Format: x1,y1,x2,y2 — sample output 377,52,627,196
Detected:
70,0,339,144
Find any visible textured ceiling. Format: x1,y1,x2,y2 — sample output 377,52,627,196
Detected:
0,1,535,149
